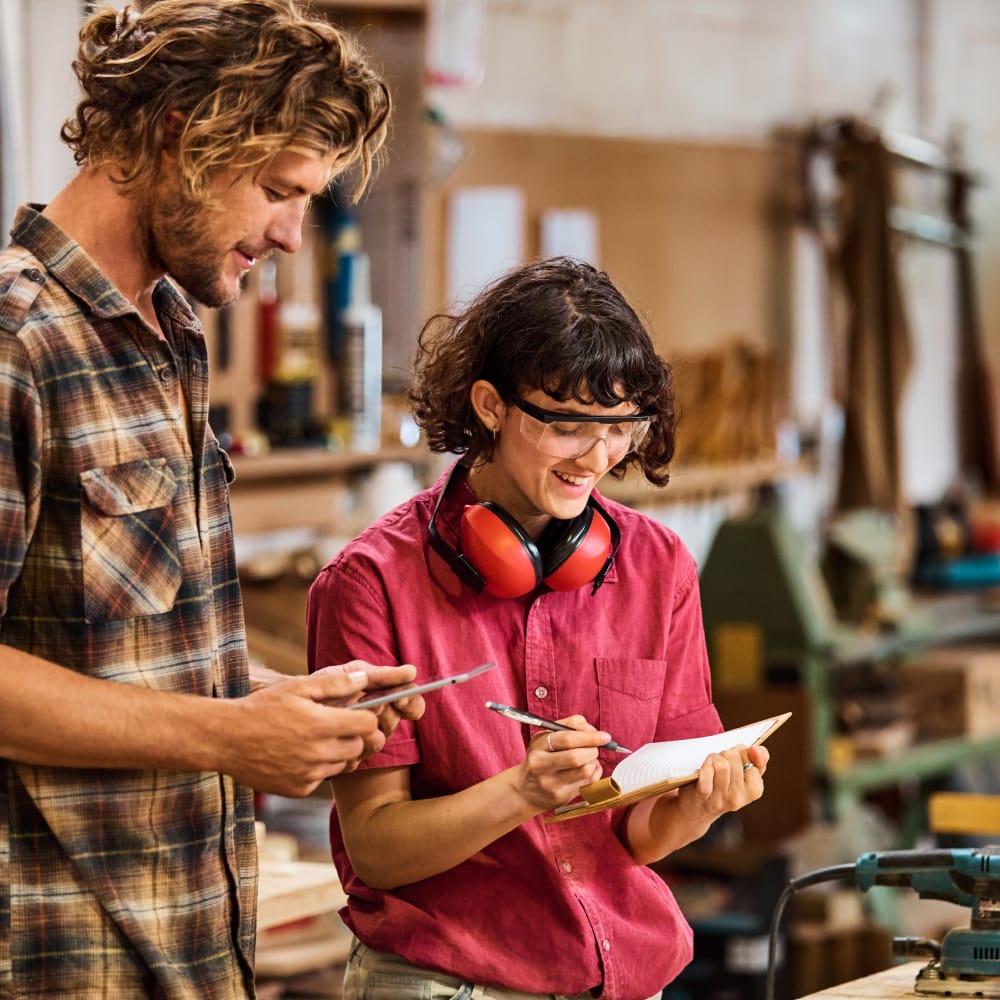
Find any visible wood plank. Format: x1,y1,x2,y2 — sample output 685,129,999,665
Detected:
797,961,925,999
256,911,352,979
422,131,781,361
231,477,351,536
929,791,1000,835
257,859,348,931
230,446,428,484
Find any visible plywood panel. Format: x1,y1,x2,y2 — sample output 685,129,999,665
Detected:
422,130,784,357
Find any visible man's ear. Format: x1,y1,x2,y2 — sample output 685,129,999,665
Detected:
160,110,187,157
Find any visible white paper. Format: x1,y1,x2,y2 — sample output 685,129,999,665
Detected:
425,0,486,88
540,208,599,263
610,717,778,794
446,186,525,308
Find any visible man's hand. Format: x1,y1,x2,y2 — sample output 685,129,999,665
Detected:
219,668,383,796
313,661,425,756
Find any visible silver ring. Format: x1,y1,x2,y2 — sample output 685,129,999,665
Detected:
742,761,754,771
546,734,556,752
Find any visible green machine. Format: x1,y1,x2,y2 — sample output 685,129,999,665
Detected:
700,491,1000,881
698,493,842,773
697,494,1000,836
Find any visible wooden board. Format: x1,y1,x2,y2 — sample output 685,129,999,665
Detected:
929,791,1000,836
257,859,348,931
421,130,784,359
797,961,928,999
256,910,352,979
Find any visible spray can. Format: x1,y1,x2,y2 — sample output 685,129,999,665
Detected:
341,251,382,452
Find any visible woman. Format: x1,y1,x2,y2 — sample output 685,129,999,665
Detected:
307,257,770,1000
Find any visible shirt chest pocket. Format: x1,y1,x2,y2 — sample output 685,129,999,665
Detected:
79,459,182,622
595,657,666,766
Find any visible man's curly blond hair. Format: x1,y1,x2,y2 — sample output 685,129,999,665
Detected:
61,0,391,204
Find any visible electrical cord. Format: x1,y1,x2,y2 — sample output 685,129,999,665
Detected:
765,863,857,1000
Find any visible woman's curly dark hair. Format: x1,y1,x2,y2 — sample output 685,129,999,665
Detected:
409,257,676,487
61,0,391,204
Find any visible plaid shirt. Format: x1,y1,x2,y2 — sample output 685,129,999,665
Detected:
0,206,257,998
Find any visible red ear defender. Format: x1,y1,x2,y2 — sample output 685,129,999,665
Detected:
427,464,621,598
461,503,542,599
539,504,613,592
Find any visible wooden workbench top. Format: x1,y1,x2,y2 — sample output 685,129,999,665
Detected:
798,961,927,998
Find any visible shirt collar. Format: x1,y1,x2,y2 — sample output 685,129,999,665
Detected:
10,203,196,329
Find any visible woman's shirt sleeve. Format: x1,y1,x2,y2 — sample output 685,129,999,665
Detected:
306,555,420,767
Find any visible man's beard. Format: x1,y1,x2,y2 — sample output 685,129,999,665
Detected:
141,184,237,308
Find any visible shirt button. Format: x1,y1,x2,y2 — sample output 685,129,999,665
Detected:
562,861,572,873
534,686,548,699
160,367,174,383
23,268,43,283
603,940,611,952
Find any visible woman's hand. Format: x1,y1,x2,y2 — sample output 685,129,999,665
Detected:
512,714,609,812
624,743,769,865
676,742,769,822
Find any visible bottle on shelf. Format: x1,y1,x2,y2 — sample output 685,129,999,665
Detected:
257,258,279,385
339,250,383,454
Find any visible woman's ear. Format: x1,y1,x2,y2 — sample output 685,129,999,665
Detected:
469,380,507,433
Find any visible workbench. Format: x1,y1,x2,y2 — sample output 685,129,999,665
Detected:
797,961,932,998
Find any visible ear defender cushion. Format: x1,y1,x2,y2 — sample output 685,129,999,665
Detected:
461,502,543,598
540,505,613,592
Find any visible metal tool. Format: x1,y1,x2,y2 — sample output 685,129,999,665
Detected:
766,847,1000,999
855,847,1000,996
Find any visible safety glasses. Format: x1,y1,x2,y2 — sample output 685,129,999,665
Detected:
509,395,653,461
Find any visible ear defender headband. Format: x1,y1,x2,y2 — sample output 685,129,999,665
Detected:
428,464,621,599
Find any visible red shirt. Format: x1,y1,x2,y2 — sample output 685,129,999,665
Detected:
307,464,722,1000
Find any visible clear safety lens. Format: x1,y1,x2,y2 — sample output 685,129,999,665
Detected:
513,399,651,461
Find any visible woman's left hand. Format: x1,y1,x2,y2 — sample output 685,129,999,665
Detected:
681,742,769,819
624,743,769,864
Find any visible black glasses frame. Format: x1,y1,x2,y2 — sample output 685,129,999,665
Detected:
508,394,655,426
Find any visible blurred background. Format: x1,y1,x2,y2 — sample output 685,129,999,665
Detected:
5,2,1000,998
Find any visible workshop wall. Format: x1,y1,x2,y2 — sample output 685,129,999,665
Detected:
6,0,1000,508
426,0,1000,506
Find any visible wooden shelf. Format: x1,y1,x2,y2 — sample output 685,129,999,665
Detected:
230,445,429,484
599,458,809,507
229,446,433,537
318,0,424,10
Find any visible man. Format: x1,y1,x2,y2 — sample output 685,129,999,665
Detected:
0,2,421,996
